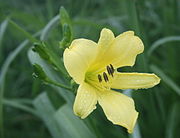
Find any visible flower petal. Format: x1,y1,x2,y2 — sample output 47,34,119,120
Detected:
108,31,144,68
73,82,98,119
63,39,97,84
97,28,115,58
111,72,160,89
91,31,144,71
98,90,138,133
88,28,115,72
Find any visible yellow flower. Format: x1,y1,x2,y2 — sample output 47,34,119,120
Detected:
63,28,160,133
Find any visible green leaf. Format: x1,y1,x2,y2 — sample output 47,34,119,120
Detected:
123,89,141,138
28,49,74,104
59,7,73,49
32,42,68,76
28,48,57,81
9,19,39,43
165,102,180,138
34,92,95,138
33,64,72,90
60,7,71,26
33,64,49,80
40,15,60,41
33,43,51,61
0,31,41,137
150,65,180,96
3,99,38,116
33,92,67,138
148,36,180,57
0,19,8,61
59,24,72,49
54,104,96,138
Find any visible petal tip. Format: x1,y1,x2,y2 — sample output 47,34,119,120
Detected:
128,111,139,133
154,74,161,85
73,105,87,119
100,28,114,38
134,36,144,54
121,31,135,36
73,106,97,119
102,27,111,32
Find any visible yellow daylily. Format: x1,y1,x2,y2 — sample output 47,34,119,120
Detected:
63,28,160,133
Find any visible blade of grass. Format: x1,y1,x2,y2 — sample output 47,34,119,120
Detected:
33,64,71,90
150,64,180,95
3,99,38,116
28,49,74,105
122,0,148,71
124,89,141,138
54,104,96,138
165,102,180,138
0,19,8,45
9,19,39,43
46,0,54,19
39,15,68,76
33,92,67,138
0,19,9,61
0,31,41,137
148,36,180,57
40,15,59,41
5,98,32,104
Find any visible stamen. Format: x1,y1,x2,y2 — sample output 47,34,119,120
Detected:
106,66,111,75
103,72,109,82
98,74,102,82
110,64,114,73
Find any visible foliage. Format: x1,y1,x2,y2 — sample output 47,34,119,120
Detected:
0,0,180,138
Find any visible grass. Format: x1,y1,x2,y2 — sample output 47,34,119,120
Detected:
0,0,180,138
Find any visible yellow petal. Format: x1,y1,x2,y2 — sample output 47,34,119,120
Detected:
98,90,138,133
97,28,115,57
73,82,98,119
63,39,97,84
88,28,115,72
111,73,160,89
108,31,144,68
91,31,144,71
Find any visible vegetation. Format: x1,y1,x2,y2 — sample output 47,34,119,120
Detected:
0,0,180,138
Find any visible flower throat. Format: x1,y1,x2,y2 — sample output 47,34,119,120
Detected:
85,64,115,91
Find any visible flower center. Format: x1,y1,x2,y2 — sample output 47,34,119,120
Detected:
85,64,115,91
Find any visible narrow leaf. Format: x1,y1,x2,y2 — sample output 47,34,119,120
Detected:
33,92,67,138
54,104,96,138
150,65,180,95
148,36,180,57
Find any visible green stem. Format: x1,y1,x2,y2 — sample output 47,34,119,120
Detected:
40,15,68,76
48,80,72,91
9,20,39,43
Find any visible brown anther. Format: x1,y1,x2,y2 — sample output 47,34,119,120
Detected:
110,64,114,73
98,74,102,82
103,72,109,82
107,66,113,77
106,66,111,75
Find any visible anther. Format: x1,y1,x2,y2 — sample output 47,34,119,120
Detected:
98,74,102,82
103,72,109,82
110,64,114,73
106,66,111,75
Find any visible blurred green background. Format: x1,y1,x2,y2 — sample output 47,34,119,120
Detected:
0,0,180,138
